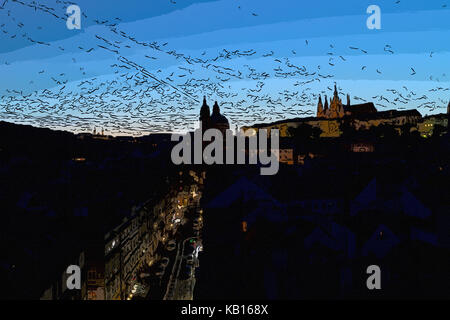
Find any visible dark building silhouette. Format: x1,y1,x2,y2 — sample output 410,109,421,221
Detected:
199,96,230,135
448,101,450,130
200,96,211,132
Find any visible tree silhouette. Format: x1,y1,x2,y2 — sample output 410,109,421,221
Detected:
432,124,446,138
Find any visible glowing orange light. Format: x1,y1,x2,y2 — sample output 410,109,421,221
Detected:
242,221,247,233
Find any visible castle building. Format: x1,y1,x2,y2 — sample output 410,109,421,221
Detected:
317,96,323,116
199,96,230,135
317,84,377,119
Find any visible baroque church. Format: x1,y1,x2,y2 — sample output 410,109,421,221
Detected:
199,96,230,135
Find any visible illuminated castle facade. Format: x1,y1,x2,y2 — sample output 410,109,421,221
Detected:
317,84,377,119
317,84,348,118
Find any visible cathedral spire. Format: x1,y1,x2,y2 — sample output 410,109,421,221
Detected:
317,95,323,117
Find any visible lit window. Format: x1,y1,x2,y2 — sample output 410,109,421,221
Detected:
242,221,248,232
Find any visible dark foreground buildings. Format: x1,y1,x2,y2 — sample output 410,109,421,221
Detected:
0,92,449,299
0,121,201,299
195,132,450,299
193,94,450,299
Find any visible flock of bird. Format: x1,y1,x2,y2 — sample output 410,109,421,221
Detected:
0,0,449,135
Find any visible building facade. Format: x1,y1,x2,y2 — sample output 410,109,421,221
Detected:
317,84,377,119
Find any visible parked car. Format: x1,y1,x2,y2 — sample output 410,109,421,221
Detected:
186,255,194,265
160,257,170,268
166,240,176,251
179,261,192,280
155,266,165,277
194,217,202,223
184,242,195,256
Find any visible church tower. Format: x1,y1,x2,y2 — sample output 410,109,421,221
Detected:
347,94,351,107
212,101,220,116
333,83,339,100
200,96,211,131
210,101,230,136
317,95,324,117
338,103,345,118
324,95,329,117
328,83,341,118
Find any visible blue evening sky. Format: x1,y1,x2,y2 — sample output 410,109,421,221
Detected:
0,0,449,135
